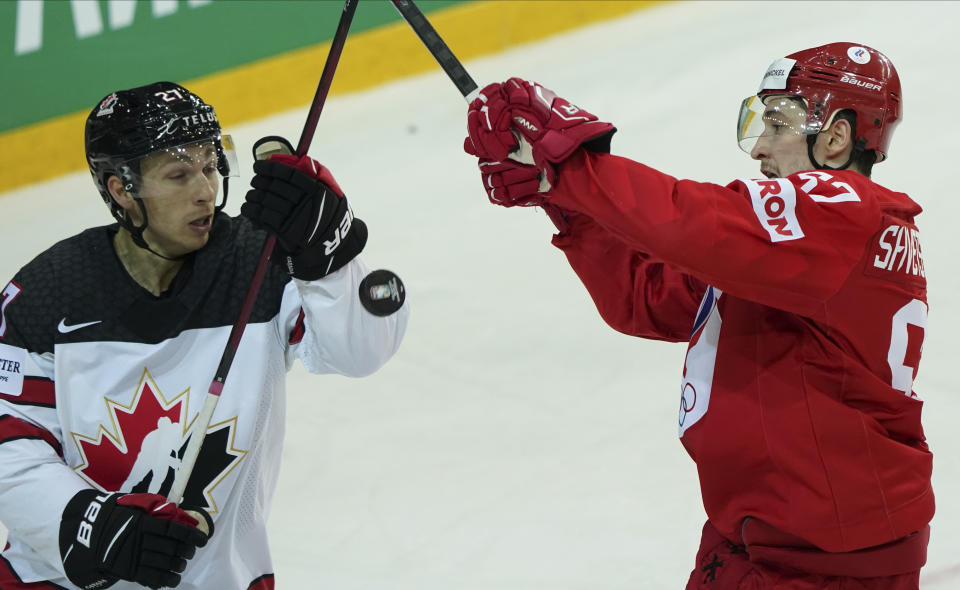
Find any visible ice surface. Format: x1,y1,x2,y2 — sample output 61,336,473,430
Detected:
1,1,957,587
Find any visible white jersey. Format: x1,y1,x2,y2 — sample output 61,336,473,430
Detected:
0,214,408,589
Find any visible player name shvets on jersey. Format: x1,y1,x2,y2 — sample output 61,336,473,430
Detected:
460,40,932,589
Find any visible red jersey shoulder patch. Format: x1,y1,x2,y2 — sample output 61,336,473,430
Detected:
738,178,805,242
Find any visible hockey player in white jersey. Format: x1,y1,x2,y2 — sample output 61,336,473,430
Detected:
0,81,408,589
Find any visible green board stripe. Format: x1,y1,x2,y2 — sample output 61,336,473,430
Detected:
0,0,665,194
0,0,464,134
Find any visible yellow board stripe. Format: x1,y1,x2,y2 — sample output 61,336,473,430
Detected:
0,0,664,195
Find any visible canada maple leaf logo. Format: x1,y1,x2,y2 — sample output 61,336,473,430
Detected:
70,369,246,513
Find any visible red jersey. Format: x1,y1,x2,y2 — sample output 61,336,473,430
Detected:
547,151,933,553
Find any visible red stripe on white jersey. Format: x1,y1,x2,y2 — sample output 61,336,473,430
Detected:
288,309,306,345
0,553,68,589
247,573,275,590
0,414,62,457
0,377,55,408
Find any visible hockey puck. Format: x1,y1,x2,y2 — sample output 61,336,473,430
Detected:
358,269,405,316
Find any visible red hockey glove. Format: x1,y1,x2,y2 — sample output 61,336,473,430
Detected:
243,149,367,280
59,490,213,589
476,158,548,207
464,77,616,187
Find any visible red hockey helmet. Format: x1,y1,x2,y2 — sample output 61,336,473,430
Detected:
738,42,902,161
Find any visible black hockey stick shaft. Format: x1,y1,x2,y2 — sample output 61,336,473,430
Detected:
390,0,479,102
216,0,358,394
214,0,359,378
170,0,359,504
296,0,359,156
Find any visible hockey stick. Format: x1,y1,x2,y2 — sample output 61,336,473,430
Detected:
389,0,479,102
168,0,359,504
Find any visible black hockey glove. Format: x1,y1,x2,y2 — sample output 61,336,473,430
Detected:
59,490,213,589
242,151,367,280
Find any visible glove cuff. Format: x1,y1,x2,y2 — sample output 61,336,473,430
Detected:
542,204,572,233
538,121,616,163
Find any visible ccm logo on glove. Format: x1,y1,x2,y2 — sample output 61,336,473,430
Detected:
464,78,615,207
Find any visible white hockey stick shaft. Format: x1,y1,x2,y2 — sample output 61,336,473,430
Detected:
168,393,218,503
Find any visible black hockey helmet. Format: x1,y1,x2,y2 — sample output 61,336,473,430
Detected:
84,82,237,251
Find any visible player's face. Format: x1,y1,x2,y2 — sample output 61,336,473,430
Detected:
134,143,219,258
748,96,814,178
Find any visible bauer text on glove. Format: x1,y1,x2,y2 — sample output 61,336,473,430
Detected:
59,490,212,589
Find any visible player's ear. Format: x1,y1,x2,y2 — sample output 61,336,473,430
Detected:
107,175,134,211
824,117,853,157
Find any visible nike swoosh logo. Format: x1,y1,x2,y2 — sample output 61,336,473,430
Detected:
57,319,102,333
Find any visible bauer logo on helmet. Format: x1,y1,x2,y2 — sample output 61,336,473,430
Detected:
840,75,882,92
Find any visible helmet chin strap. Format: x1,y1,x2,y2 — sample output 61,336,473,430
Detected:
120,175,230,262
108,170,181,262
217,176,229,213
806,134,867,171
124,199,184,262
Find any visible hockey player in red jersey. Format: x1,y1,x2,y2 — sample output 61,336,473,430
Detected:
462,43,931,589
0,82,408,589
